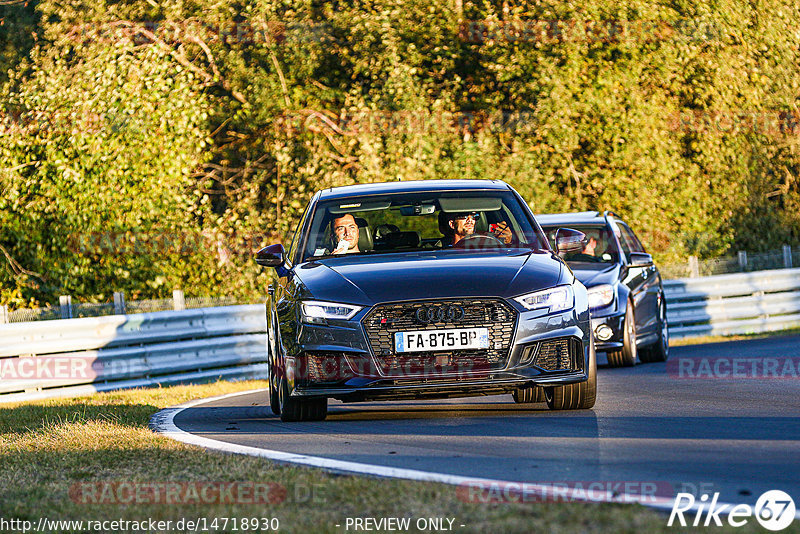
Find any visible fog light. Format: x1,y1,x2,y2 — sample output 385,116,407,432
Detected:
595,324,613,341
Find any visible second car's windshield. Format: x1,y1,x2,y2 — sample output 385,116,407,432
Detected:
540,225,620,265
301,190,547,261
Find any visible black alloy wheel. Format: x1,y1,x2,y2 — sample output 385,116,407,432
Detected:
640,295,669,363
607,301,637,367
278,377,327,422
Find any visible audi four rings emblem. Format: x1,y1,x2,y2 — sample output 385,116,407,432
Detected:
415,305,465,324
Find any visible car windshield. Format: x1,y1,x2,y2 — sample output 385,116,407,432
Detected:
540,224,620,265
300,190,548,261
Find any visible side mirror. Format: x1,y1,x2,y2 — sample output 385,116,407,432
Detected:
629,252,654,267
255,244,285,267
555,228,586,254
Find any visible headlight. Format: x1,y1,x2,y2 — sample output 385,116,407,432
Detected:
587,284,615,310
301,300,362,324
514,285,574,314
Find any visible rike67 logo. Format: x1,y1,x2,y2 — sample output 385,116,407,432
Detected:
669,490,796,530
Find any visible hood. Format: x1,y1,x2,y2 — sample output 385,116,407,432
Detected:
294,250,564,305
568,263,620,287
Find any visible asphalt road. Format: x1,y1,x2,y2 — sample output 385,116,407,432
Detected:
171,334,800,506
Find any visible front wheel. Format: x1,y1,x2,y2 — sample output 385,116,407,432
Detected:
545,336,597,410
640,296,669,363
268,362,281,416
278,377,327,422
607,301,637,367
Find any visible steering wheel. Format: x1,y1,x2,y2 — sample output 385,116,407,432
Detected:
453,233,506,249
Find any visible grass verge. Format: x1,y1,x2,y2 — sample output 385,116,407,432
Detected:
0,381,778,533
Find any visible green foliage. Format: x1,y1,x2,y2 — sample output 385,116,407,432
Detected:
1,0,799,308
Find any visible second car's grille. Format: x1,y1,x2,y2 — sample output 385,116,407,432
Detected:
362,299,517,377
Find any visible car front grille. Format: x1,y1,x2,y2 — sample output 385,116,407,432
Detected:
361,299,517,377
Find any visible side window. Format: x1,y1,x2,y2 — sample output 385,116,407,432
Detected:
611,222,632,261
288,203,312,265
619,223,645,253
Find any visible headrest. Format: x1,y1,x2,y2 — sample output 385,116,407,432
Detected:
354,217,373,251
438,212,454,237
474,213,488,233
384,231,420,249
374,224,400,240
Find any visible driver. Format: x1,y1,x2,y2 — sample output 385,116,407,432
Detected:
330,213,360,254
447,212,476,245
565,235,600,262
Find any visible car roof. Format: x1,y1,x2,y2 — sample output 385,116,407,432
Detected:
317,179,510,200
535,211,609,226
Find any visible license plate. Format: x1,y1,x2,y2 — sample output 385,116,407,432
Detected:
394,328,489,353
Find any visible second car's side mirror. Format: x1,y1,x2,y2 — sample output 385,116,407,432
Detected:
255,244,286,267
629,252,654,267
555,228,586,254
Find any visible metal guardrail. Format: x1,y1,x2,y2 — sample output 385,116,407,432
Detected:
1,291,247,323
0,305,267,403
659,245,800,279
664,268,800,339
2,269,798,403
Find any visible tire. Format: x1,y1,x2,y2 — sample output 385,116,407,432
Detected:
640,296,669,363
278,376,327,422
607,301,637,367
512,386,545,403
268,362,281,416
267,328,281,415
545,335,597,410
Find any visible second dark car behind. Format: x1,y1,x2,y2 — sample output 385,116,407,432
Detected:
538,211,669,367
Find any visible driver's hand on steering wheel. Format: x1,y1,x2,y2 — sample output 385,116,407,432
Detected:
491,222,513,244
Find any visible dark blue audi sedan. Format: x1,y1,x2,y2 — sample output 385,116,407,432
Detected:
256,180,596,421
538,211,669,368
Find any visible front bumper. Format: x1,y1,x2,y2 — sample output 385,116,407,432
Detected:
591,312,625,351
294,370,589,402
285,298,592,401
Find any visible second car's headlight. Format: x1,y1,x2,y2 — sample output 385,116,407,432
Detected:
514,285,574,314
301,300,362,324
587,284,615,310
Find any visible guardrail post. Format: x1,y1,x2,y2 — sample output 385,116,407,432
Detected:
738,251,748,271
173,289,186,311
784,245,793,269
113,291,126,315
0,305,8,324
688,256,699,278
59,295,72,319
